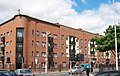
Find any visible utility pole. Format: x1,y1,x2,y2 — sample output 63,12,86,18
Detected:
113,0,118,71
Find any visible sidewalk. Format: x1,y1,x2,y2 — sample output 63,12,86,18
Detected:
33,68,99,75
33,70,68,75
39,70,68,74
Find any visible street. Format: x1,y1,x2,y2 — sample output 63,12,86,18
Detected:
35,72,87,76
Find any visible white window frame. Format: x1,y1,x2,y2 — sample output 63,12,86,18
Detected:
36,51,39,56
36,41,39,46
41,52,46,57
41,62,45,69
54,53,57,57
36,31,39,36
42,42,46,47
42,32,46,37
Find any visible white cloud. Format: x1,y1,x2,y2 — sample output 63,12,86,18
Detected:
0,0,120,35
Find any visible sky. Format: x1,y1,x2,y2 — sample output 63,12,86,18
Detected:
0,0,120,35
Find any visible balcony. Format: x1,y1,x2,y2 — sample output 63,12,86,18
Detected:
1,47,4,52
1,55,4,62
48,54,53,58
48,47,53,52
48,37,53,42
1,37,5,42
1,44,4,47
90,51,95,55
91,58,97,61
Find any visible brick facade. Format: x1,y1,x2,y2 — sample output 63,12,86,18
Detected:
0,14,115,70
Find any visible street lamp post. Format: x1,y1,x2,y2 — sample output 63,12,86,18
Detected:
112,0,118,71
88,54,91,76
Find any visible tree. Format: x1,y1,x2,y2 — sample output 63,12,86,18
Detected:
91,23,120,61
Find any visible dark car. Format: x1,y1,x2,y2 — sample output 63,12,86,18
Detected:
93,70,120,76
0,71,18,76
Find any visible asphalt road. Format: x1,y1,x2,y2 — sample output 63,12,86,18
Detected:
35,72,86,76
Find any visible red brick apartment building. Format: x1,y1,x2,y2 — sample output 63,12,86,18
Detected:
0,14,115,70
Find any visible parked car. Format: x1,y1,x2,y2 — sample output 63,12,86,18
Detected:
15,69,35,76
80,64,86,71
92,70,120,76
0,71,18,76
68,66,83,74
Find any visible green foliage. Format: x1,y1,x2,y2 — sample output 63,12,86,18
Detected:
91,23,120,52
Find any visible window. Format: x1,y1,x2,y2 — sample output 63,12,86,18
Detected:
61,44,64,48
10,30,12,36
10,51,12,56
85,54,87,57
41,52,46,57
54,44,57,49
32,51,34,56
1,34,3,37
6,42,9,46
66,45,68,49
17,43,23,48
53,34,57,39
48,34,51,37
17,29,24,37
80,39,83,43
6,32,9,36
36,41,39,46
54,62,57,68
66,36,68,40
76,38,78,42
10,41,12,46
85,46,87,50
41,62,45,69
16,43,23,52
62,62,66,68
32,30,34,35
61,52,64,57
36,62,39,69
62,35,64,40
54,53,57,57
42,32,46,37
85,39,87,43
36,51,39,56
6,52,8,56
32,40,34,46
36,31,39,36
71,37,73,41
48,43,51,47
42,42,46,47
66,53,69,57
